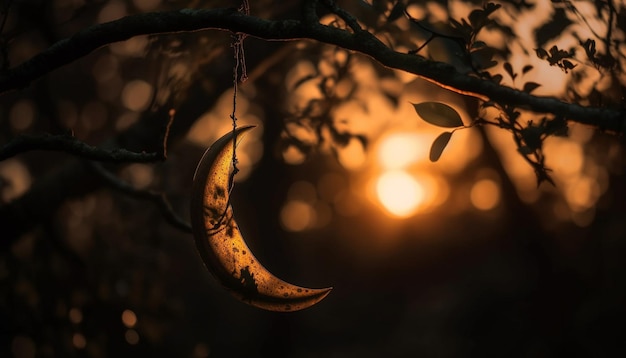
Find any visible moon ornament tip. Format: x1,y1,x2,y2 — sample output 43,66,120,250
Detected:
190,126,331,312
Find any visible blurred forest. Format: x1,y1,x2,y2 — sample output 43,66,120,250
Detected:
1,0,626,357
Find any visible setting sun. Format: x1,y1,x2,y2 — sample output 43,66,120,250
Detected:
376,170,424,218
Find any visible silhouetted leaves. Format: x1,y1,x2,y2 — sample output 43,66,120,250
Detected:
522,65,533,74
581,38,596,59
503,62,516,80
471,47,498,70
561,59,576,72
387,1,405,23
490,74,503,84
523,82,541,94
535,45,577,73
413,102,464,128
535,8,572,47
535,47,549,59
429,132,452,162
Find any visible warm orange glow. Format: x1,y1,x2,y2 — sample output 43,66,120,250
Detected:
121,80,153,112
470,179,500,210
565,176,599,212
337,137,366,170
282,145,306,165
376,170,424,218
121,164,154,190
0,159,32,202
378,132,428,169
121,309,137,328
545,138,583,176
280,200,316,231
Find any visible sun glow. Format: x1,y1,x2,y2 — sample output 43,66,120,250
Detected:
378,132,429,169
376,170,424,218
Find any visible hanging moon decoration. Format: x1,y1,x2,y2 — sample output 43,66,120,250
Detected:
190,125,331,311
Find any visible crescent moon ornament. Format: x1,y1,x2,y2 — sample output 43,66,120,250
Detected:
190,125,332,311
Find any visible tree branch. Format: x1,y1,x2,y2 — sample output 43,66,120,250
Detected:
0,133,163,162
0,7,623,131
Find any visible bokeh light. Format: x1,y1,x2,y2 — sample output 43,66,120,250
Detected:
376,170,424,218
68,308,83,324
9,99,36,131
121,80,153,112
470,179,501,211
0,159,32,202
125,329,140,345
72,333,86,349
121,309,137,328
280,200,316,231
378,132,428,169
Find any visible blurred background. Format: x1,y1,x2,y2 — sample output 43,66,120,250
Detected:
1,0,626,357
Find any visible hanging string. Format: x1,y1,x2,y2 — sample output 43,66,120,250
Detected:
229,0,250,185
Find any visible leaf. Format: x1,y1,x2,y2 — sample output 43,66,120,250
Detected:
429,132,453,162
471,40,487,49
562,59,576,70
484,2,501,16
535,8,572,47
522,65,533,74
387,1,405,23
471,47,498,69
521,126,543,150
468,9,486,29
534,47,548,59
522,82,541,93
412,102,464,128
503,62,516,80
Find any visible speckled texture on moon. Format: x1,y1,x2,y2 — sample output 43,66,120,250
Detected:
190,126,331,312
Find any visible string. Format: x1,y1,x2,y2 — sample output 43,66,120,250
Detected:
229,0,249,189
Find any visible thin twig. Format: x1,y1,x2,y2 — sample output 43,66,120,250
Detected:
89,162,192,233
320,0,363,33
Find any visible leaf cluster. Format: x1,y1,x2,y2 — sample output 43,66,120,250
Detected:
535,45,577,73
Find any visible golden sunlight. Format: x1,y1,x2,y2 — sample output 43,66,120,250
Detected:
376,170,424,218
378,132,428,169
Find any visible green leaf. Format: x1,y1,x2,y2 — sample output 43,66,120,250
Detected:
429,132,453,162
412,102,464,128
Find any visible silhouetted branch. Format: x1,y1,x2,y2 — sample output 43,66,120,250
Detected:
0,133,163,162
0,108,174,162
89,162,192,233
0,7,623,132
